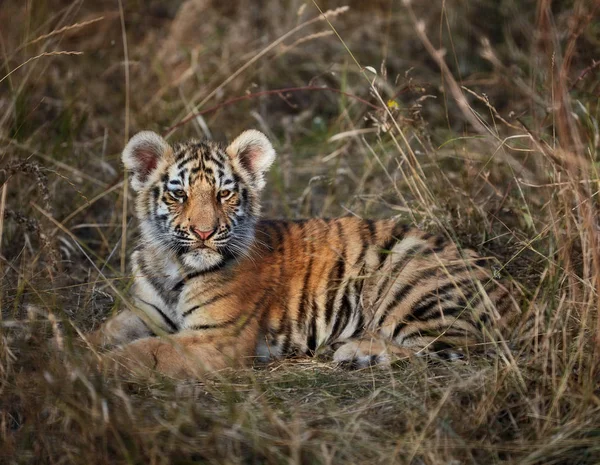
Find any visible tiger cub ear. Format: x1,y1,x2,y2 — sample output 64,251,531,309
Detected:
226,130,276,189
122,131,173,191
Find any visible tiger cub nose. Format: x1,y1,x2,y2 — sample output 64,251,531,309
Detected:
190,226,216,241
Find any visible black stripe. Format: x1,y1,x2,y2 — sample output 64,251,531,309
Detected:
136,298,178,332
433,235,446,251
177,155,196,168
331,291,352,340
296,255,314,330
378,263,472,327
354,223,370,267
240,187,248,207
336,219,347,247
237,289,271,335
189,299,261,334
392,320,407,339
211,156,224,169
375,243,430,297
324,257,345,325
139,255,180,307
421,303,472,324
276,222,293,355
189,319,236,331
307,315,317,353
453,284,482,312
334,221,347,272
272,222,289,331
408,280,479,323
304,236,320,353
377,237,398,268
296,222,314,330
281,306,293,355
430,341,456,354
350,310,364,338
182,292,232,318
392,222,410,239
413,276,479,315
152,186,160,202
475,311,491,330
376,266,443,327
377,281,416,326
262,221,284,250
407,298,457,324
398,243,433,264
329,221,358,341
411,295,454,321
355,243,367,268
343,279,362,339
273,221,286,254
325,220,347,326
365,219,376,240
401,326,471,344
172,262,227,291
177,169,188,180
494,290,512,313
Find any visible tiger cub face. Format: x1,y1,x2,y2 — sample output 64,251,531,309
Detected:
122,130,276,271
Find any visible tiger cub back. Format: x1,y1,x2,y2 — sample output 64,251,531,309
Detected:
176,217,520,368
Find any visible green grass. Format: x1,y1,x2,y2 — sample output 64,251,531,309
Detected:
1,0,599,463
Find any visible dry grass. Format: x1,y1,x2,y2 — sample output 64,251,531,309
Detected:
1,0,599,463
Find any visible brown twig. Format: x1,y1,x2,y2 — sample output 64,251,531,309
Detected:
569,59,600,91
164,86,382,137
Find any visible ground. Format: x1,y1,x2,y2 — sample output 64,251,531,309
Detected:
0,0,599,463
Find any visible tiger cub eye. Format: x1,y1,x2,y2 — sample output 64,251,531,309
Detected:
170,189,187,201
219,190,232,200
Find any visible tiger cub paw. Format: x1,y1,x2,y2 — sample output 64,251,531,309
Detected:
332,339,412,369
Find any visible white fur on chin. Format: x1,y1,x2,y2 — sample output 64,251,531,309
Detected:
181,248,223,271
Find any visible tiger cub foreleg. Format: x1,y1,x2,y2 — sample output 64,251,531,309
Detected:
102,324,260,378
89,250,183,350
88,294,178,349
88,309,154,349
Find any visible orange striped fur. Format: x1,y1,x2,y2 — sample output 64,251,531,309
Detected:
90,130,521,378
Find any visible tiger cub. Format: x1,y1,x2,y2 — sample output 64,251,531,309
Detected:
91,130,521,378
